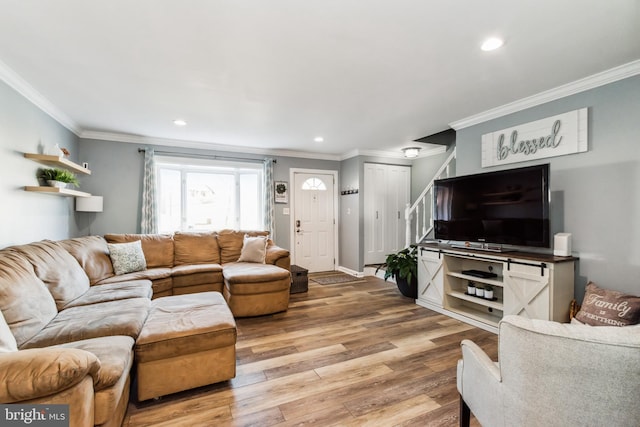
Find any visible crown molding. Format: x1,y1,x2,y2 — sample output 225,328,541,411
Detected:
449,59,640,130
79,130,345,161
0,59,81,135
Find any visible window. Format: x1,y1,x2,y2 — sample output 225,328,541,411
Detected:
156,156,263,233
301,177,327,190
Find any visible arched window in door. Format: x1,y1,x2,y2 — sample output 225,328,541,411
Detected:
301,177,327,191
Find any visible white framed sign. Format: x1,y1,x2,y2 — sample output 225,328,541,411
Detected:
481,108,588,167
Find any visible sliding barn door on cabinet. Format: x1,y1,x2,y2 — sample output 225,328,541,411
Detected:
364,163,411,265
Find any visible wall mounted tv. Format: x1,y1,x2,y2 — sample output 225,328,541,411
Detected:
433,164,550,250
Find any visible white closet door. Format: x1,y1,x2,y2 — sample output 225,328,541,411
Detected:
364,163,387,264
364,163,411,265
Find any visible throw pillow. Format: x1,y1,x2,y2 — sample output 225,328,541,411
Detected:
237,235,268,263
0,309,18,353
574,282,640,326
107,240,147,275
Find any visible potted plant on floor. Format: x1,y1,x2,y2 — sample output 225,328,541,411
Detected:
376,245,418,298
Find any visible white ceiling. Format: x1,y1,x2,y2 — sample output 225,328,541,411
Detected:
1,1,639,159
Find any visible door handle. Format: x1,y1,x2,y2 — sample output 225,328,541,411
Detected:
296,219,301,227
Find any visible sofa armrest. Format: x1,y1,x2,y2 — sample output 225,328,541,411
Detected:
0,348,100,403
265,243,290,269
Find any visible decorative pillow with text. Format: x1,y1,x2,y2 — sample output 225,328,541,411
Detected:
107,240,147,275
574,282,640,326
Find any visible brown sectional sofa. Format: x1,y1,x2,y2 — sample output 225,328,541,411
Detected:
0,230,291,427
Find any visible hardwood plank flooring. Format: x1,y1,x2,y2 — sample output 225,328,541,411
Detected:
124,275,497,426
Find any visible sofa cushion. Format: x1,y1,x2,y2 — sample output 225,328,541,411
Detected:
217,229,269,264
0,310,17,353
20,298,150,349
0,346,100,403
96,267,172,285
237,234,268,263
135,292,236,363
58,236,115,285
55,336,134,392
63,280,153,309
173,231,221,265
104,233,174,268
0,249,58,347
55,335,134,425
12,240,90,310
107,241,147,275
575,282,640,326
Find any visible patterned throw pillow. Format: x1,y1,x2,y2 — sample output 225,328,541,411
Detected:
237,235,268,263
107,240,147,275
574,282,640,326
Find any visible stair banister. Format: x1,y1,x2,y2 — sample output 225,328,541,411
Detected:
405,147,456,247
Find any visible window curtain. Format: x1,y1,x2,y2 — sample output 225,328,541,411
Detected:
141,148,158,234
263,158,276,239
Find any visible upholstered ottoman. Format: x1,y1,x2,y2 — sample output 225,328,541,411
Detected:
134,292,237,401
222,262,291,317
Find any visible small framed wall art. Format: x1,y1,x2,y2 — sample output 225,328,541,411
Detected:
275,181,288,204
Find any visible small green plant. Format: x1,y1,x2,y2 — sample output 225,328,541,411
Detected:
38,168,79,187
376,245,418,283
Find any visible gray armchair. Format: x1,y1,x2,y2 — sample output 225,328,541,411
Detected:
457,315,640,427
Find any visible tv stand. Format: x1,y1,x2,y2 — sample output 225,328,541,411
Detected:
450,242,504,252
416,243,576,333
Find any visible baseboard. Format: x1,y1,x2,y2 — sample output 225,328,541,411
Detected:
336,266,365,278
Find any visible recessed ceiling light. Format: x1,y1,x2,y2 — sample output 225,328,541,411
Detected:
173,119,187,126
314,136,324,142
481,37,504,51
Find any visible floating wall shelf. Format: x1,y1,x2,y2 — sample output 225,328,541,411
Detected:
24,186,91,197
24,153,91,175
24,152,92,197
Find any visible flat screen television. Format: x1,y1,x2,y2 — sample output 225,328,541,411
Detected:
433,164,550,249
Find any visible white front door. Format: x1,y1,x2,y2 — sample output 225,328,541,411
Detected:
292,171,336,272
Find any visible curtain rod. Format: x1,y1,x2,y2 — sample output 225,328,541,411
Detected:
137,148,276,163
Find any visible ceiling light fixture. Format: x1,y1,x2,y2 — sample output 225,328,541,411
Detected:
173,119,187,126
481,37,504,51
402,147,421,158
314,136,324,142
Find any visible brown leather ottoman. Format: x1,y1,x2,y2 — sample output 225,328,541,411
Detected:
222,262,291,317
134,292,236,401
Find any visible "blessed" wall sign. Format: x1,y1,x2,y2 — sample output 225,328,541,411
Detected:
481,108,588,167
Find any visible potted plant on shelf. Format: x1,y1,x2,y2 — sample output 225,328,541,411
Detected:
376,245,418,298
38,168,79,189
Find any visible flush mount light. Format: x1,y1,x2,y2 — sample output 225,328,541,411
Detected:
173,119,187,126
314,136,324,142
402,147,421,158
481,37,504,51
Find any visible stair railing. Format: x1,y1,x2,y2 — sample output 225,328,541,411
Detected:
405,148,456,246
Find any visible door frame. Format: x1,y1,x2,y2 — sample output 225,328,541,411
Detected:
289,168,339,271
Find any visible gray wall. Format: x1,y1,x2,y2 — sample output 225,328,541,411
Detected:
339,156,360,271
76,139,339,250
0,80,80,247
456,75,640,300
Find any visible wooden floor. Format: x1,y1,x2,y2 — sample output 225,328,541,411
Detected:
124,274,498,427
